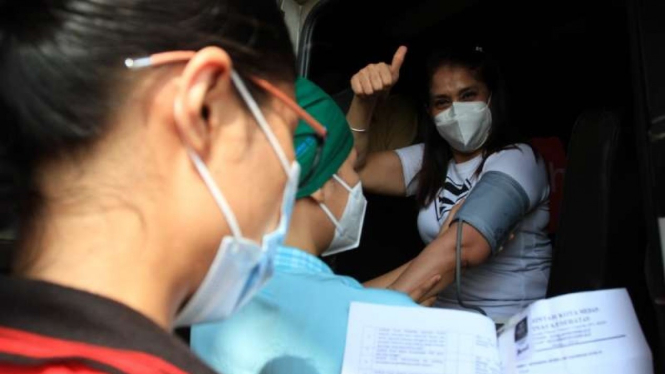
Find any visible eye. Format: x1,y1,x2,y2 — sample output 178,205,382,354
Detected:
433,98,451,109
461,91,478,101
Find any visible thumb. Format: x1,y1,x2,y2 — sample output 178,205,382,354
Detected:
390,46,408,74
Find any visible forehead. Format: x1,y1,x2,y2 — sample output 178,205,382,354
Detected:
430,65,485,95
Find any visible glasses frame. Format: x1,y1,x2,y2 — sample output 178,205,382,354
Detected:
125,51,328,187
293,131,325,189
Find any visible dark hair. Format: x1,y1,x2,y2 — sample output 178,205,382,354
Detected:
415,46,524,207
0,0,296,230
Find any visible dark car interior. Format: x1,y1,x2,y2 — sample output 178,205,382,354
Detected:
297,0,665,367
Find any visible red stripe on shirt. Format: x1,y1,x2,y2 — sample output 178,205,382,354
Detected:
0,326,190,374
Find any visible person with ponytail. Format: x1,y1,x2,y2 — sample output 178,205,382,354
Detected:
0,1,325,372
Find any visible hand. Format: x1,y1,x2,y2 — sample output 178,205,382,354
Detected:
399,273,441,304
420,296,438,307
438,199,465,238
350,46,407,100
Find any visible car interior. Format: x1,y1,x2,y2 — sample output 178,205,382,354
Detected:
296,0,665,367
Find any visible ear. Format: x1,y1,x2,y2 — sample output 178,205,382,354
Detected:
174,47,233,157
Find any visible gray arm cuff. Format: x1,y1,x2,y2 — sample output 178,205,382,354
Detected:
453,171,530,254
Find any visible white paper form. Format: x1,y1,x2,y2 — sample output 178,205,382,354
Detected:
498,289,652,374
341,303,501,374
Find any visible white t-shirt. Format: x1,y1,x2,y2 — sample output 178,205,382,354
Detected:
395,143,552,322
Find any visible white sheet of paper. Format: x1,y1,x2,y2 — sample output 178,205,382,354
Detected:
341,303,501,374
498,288,652,374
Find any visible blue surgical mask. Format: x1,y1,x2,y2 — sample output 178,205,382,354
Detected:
174,72,300,327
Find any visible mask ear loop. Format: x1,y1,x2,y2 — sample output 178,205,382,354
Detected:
230,72,291,174
173,97,244,239
456,220,487,316
187,149,244,239
319,203,345,234
318,174,354,235
332,174,353,192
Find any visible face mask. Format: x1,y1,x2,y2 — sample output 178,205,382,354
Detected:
434,98,492,153
174,72,300,327
319,174,367,257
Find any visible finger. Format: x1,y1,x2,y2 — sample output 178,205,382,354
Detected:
446,200,464,222
420,296,437,307
443,211,455,228
449,199,465,215
390,46,408,74
351,75,363,95
408,274,441,302
351,76,364,96
367,65,384,92
378,63,393,87
359,70,374,96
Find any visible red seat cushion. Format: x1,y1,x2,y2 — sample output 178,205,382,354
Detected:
530,137,566,234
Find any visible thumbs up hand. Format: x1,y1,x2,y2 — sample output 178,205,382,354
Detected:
350,46,407,99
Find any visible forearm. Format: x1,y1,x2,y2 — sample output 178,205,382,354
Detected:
363,261,411,289
390,236,456,299
346,96,377,169
389,223,491,300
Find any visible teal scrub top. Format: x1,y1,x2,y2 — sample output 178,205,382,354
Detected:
191,246,419,374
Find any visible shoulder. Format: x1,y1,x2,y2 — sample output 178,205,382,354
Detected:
484,144,545,177
486,143,540,167
394,143,425,161
482,143,549,206
393,143,426,196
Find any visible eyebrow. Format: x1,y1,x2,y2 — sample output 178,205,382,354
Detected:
431,85,480,100
459,86,480,95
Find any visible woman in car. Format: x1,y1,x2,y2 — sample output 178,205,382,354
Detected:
0,0,324,372
350,46,552,323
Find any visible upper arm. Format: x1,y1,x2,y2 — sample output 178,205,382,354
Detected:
389,222,491,298
358,151,405,196
358,143,424,196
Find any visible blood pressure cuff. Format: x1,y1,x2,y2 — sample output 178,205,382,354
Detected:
452,171,530,254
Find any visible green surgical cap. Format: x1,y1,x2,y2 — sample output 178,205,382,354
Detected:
294,77,353,199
